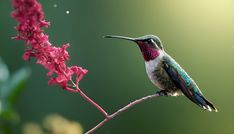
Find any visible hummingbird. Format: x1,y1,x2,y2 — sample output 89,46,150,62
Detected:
104,34,217,112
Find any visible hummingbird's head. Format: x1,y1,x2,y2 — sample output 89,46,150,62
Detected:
104,34,164,61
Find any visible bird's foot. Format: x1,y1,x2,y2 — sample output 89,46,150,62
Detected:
156,90,170,96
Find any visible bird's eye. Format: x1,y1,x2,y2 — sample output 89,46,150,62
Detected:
147,39,154,44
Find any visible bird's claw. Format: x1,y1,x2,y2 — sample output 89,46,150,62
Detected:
156,90,169,96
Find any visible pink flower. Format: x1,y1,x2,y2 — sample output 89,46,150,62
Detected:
11,0,88,89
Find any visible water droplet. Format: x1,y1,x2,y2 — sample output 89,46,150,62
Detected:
66,10,70,14
53,4,57,8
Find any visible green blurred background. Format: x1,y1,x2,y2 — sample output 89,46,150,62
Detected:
0,0,234,133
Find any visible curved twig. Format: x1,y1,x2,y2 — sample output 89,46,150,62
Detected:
85,92,162,134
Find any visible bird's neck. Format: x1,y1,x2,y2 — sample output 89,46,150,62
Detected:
138,45,161,61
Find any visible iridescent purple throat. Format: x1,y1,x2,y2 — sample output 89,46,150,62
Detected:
138,44,160,61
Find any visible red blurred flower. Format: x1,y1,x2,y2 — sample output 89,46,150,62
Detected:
11,0,87,89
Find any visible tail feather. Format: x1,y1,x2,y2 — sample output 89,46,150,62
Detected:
197,95,218,112
202,96,218,112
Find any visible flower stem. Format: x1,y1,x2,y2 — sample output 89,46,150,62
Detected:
76,87,109,117
85,92,162,134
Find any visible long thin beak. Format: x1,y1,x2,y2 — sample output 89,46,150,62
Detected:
103,35,136,42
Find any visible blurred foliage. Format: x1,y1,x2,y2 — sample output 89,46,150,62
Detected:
0,57,31,134
22,114,83,134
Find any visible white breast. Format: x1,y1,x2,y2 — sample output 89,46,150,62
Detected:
145,50,164,86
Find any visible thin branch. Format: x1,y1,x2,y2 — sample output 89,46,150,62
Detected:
64,86,109,118
76,87,109,117
85,92,163,134
62,69,109,118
